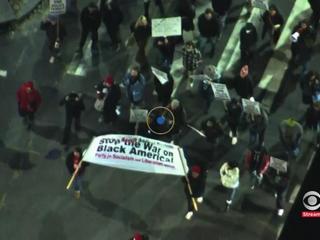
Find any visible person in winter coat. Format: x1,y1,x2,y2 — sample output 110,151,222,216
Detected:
197,8,221,57
129,232,149,240
279,118,303,158
100,0,123,51
245,145,270,189
300,70,320,105
261,4,284,45
183,165,207,220
201,117,224,145
130,15,151,68
225,98,242,145
272,169,290,216
40,15,67,63
176,0,196,33
154,36,176,71
16,81,42,129
240,22,258,65
167,99,186,136
60,92,85,146
247,107,268,147
95,75,121,123
123,66,146,105
144,0,164,19
77,2,101,56
305,103,320,141
211,0,232,29
182,41,202,87
65,147,88,199
233,64,254,99
220,160,240,211
290,20,316,69
308,0,320,28
153,69,174,106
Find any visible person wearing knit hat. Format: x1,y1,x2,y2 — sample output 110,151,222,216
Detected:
94,75,121,124
182,164,208,220
129,232,149,240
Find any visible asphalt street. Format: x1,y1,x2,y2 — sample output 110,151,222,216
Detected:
0,0,319,239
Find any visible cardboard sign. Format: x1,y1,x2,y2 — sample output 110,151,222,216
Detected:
242,98,261,115
151,67,168,85
270,156,288,173
83,134,188,176
211,83,231,101
252,0,269,10
130,109,148,123
152,17,182,37
49,0,66,15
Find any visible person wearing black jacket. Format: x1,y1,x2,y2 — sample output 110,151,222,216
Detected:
261,4,284,45
40,15,67,63
183,165,207,220
60,92,85,146
153,69,174,106
300,70,320,105
176,0,195,32
100,0,123,51
308,0,320,28
240,22,258,65
211,0,232,29
225,98,242,145
154,36,176,71
77,2,101,56
197,8,221,57
65,147,88,199
233,64,254,99
95,75,121,124
144,0,164,19
130,15,151,67
167,99,186,137
201,117,224,145
247,108,268,147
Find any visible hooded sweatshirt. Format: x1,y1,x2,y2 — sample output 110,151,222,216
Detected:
16,81,42,112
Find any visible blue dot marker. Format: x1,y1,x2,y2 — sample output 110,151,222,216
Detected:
156,115,166,125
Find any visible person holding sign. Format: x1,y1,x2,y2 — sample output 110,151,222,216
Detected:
40,14,66,64
225,98,242,145
245,145,270,190
65,147,88,199
261,4,284,45
220,160,240,212
123,65,146,106
197,8,221,57
77,2,101,57
183,165,207,220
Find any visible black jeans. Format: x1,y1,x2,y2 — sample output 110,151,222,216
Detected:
79,28,98,50
62,115,81,144
19,107,35,127
104,24,120,46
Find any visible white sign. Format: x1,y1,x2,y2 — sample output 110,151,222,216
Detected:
83,134,188,176
130,109,148,123
211,83,230,101
270,156,288,173
252,0,269,10
0,69,7,77
49,0,66,15
151,67,168,85
152,17,182,37
242,98,261,115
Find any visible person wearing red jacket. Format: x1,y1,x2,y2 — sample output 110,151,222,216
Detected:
245,145,270,190
16,81,42,129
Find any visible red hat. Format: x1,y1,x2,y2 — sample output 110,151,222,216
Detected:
103,75,114,85
191,165,201,174
133,233,143,240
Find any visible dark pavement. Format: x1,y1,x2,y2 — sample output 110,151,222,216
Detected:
0,0,318,239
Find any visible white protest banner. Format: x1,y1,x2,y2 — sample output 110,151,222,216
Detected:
151,66,168,85
0,69,7,77
270,156,288,173
130,109,148,123
49,0,66,15
82,134,188,176
242,98,261,115
211,83,231,101
152,17,182,37
252,0,269,10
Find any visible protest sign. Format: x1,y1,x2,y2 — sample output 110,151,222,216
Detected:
152,17,182,37
49,0,66,15
242,98,261,115
270,156,288,173
130,109,148,123
211,83,231,101
151,67,168,85
82,134,188,176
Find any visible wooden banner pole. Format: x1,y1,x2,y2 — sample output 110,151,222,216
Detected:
178,148,198,211
66,160,83,190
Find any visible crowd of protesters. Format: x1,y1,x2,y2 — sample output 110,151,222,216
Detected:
14,0,320,237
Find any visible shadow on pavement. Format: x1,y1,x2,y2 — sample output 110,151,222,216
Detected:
38,211,67,240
